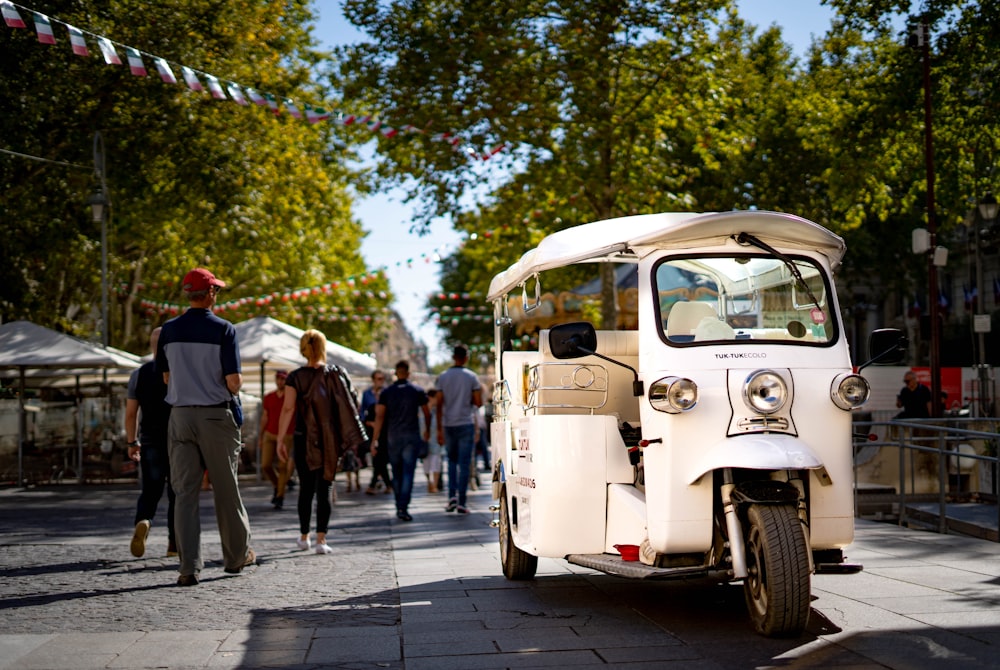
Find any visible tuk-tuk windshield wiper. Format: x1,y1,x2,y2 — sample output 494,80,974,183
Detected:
734,232,823,310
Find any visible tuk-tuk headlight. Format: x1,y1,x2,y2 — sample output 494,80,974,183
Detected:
649,376,698,414
743,370,787,415
831,373,870,410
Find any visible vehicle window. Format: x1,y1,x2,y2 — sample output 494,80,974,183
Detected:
655,255,835,346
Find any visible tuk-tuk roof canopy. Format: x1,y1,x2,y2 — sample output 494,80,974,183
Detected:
486,211,846,301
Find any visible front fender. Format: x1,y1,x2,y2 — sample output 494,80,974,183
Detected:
686,433,827,485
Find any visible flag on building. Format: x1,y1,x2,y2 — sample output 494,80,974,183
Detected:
67,24,88,56
32,12,55,44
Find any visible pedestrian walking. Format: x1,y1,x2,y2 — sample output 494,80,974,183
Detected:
258,369,292,509
276,329,366,554
435,345,482,514
423,389,443,493
361,369,392,495
125,326,176,558
370,360,430,522
156,267,254,587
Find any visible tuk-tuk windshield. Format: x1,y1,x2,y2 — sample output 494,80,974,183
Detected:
655,254,836,346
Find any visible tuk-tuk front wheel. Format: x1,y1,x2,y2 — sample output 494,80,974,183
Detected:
499,487,537,580
742,503,811,637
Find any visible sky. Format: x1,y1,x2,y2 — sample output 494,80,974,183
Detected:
311,0,838,365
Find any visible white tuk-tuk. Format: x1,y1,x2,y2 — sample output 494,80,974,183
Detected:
487,211,902,637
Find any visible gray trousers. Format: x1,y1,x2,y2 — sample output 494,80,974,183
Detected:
168,406,251,576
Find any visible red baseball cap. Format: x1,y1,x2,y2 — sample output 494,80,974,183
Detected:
182,268,226,292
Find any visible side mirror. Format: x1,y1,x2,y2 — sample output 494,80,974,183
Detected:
867,328,907,366
548,322,597,359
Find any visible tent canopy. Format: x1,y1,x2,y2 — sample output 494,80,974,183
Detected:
233,317,375,393
0,321,142,388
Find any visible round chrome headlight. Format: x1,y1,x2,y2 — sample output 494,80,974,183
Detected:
649,376,698,414
743,370,787,415
831,373,870,410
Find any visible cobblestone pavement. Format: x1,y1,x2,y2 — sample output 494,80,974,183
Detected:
2,474,1000,669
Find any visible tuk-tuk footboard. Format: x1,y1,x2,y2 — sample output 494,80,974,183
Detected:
566,553,729,581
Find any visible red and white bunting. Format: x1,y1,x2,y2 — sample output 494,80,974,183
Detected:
125,47,147,76
66,24,88,56
97,36,121,65
1,1,25,28
204,74,226,100
154,57,176,83
284,99,302,119
1,0,507,162
246,87,267,106
226,82,248,105
32,11,54,44
181,66,203,92
264,93,280,114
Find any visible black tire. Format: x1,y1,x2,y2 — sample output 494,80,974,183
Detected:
742,503,811,637
499,487,537,580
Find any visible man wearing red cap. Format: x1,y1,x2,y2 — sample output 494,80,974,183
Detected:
156,267,254,586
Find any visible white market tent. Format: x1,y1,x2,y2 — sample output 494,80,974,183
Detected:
233,317,376,480
234,316,376,395
0,320,143,486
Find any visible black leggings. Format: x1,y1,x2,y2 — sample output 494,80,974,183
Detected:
293,438,331,535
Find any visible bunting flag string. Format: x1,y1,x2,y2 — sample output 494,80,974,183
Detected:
1,0,506,161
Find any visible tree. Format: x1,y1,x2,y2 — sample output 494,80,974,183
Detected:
0,0,389,352
336,0,736,330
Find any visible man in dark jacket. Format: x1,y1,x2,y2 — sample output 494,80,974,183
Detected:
125,327,175,558
371,360,430,522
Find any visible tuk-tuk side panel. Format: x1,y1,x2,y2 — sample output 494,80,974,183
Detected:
640,372,730,554
791,379,856,548
515,414,614,556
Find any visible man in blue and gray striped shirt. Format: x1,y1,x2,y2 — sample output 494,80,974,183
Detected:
156,267,254,586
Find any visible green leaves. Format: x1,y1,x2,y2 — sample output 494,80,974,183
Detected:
1,0,388,352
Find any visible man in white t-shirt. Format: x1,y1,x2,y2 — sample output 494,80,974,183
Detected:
435,345,482,514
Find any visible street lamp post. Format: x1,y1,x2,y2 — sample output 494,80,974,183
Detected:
976,192,998,416
88,132,109,348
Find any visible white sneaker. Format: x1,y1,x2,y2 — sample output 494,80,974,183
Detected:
315,542,333,555
296,537,312,551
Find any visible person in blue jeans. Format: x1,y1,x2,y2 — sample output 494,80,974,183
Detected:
371,360,430,522
435,345,483,514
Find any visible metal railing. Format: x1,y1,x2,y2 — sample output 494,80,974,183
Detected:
853,417,1000,541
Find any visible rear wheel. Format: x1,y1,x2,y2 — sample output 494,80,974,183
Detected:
499,487,537,580
742,503,811,637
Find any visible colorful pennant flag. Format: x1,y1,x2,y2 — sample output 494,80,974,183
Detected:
32,11,55,44
0,0,506,162
264,93,280,114
154,57,176,83
284,98,302,119
125,47,147,76
181,66,203,91
1,1,25,28
226,82,248,105
97,36,121,65
66,24,88,56
305,105,330,123
246,87,266,106
204,74,226,100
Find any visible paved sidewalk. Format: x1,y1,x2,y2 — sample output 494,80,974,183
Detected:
1,477,999,669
